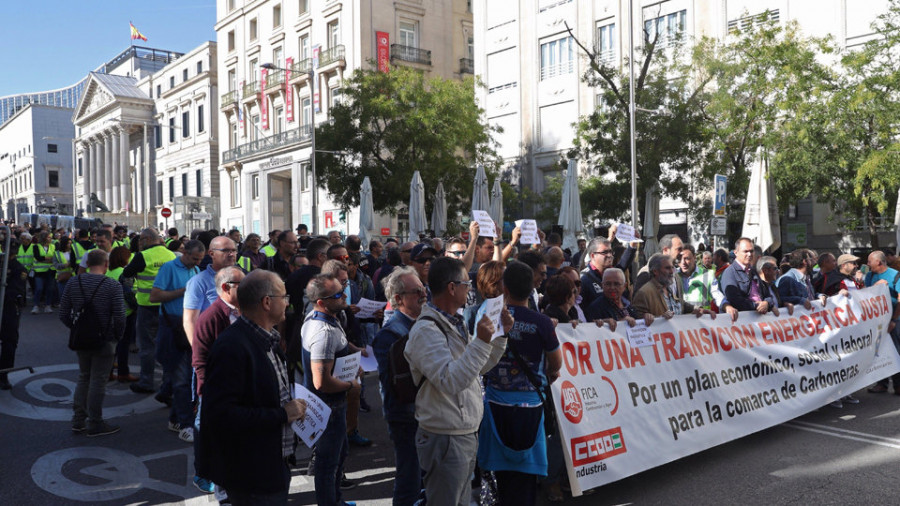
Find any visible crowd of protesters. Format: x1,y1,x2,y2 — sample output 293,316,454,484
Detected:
1,218,899,505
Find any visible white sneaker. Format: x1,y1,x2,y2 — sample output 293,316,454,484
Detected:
179,427,194,443
31,306,38,314
168,421,183,432
44,306,54,314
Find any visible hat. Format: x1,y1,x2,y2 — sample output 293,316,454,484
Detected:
410,243,437,260
837,254,860,266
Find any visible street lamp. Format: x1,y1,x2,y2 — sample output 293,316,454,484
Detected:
260,62,318,234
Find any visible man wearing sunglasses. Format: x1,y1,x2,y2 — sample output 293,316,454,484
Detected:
410,243,437,294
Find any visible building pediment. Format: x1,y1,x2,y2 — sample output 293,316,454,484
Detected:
72,72,153,126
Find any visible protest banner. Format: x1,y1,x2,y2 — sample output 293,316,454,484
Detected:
291,384,332,447
333,352,361,382
551,285,900,496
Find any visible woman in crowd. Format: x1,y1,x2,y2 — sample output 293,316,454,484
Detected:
464,260,505,334
108,246,138,382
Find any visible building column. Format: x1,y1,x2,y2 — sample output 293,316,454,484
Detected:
111,130,121,211
81,142,91,213
104,132,113,209
93,139,104,208
120,127,130,211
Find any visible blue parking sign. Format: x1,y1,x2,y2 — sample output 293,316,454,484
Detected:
713,174,727,216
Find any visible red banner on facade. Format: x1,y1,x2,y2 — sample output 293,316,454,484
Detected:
260,68,269,130
376,31,390,72
285,57,294,122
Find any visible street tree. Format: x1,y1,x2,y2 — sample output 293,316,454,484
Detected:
314,65,500,222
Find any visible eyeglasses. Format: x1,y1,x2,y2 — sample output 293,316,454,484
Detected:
400,249,413,254
334,254,350,261
592,249,613,256
213,248,238,254
400,286,427,296
340,279,349,287
447,250,465,257
413,256,434,264
322,291,344,300
451,280,472,287
266,294,291,302
225,281,241,286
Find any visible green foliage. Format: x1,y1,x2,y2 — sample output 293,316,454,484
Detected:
315,65,501,220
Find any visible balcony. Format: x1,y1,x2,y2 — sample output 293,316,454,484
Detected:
242,81,260,100
291,57,313,74
265,70,285,91
221,89,239,109
319,45,346,69
222,124,313,164
390,44,431,66
460,58,474,74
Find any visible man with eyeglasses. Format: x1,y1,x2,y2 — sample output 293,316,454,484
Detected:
579,237,617,311
183,236,238,348
775,249,825,310
409,243,437,290
301,273,366,506
405,257,511,506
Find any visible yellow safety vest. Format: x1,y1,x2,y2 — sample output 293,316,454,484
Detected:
72,242,88,263
134,244,177,307
237,255,253,272
113,238,130,250
32,243,56,273
262,244,277,257
107,267,134,316
54,250,74,280
17,244,33,271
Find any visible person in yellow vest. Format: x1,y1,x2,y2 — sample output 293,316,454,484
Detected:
236,233,265,272
261,229,280,257
72,229,94,265
109,245,139,383
121,228,176,395
54,236,77,308
165,227,179,248
113,226,130,250
30,231,57,314
17,233,34,297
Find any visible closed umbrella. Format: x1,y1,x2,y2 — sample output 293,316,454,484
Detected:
432,182,447,238
490,179,503,232
643,184,660,257
408,171,427,242
742,147,781,253
472,165,490,214
557,159,584,252
358,176,374,247
894,187,900,252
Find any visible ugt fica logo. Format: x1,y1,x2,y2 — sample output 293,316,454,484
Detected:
561,380,583,424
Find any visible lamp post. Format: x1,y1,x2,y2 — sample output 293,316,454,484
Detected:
628,0,638,231
261,62,318,234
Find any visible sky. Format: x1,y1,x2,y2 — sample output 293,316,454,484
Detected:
0,1,217,97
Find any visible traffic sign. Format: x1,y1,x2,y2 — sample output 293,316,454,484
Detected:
160,207,172,218
380,227,390,236
710,216,727,236
713,174,727,216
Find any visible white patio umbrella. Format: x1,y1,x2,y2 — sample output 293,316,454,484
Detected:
742,147,781,253
894,187,900,251
431,182,447,238
472,165,490,214
489,178,504,232
558,159,584,252
358,176,374,246
643,184,660,257
408,171,427,242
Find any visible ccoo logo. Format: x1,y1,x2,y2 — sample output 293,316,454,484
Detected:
561,380,583,424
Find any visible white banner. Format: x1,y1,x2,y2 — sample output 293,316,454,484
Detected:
551,285,899,496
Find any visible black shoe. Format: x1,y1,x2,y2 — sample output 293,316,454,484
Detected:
0,377,11,390
359,397,371,413
155,393,173,407
340,475,357,490
87,422,120,437
130,383,154,394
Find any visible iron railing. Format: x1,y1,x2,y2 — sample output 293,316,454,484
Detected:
390,44,432,66
222,124,313,163
460,58,474,74
265,70,285,90
221,89,239,108
319,45,346,67
242,81,260,99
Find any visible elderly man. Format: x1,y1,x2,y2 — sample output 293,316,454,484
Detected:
865,251,900,394
183,236,238,346
718,238,779,321
198,270,307,504
585,268,646,325
834,254,864,291
327,230,343,245
701,251,714,270
371,266,426,505
633,253,714,320
776,249,824,309
634,234,684,294
405,257,511,506
579,233,637,312
679,245,713,310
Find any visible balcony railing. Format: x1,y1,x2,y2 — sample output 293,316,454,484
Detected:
242,81,260,99
266,70,285,90
222,124,313,163
539,60,574,80
291,57,313,75
221,89,239,108
390,44,431,66
460,58,474,74
319,45,346,67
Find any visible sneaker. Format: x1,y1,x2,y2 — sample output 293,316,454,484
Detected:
72,421,86,433
359,397,371,413
868,384,888,393
829,400,843,409
179,427,194,443
348,430,372,447
340,474,357,490
843,395,860,404
86,422,120,437
155,393,173,407
168,421,184,432
31,306,38,314
192,475,215,494
44,306,54,314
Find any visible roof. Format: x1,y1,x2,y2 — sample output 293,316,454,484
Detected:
89,72,148,101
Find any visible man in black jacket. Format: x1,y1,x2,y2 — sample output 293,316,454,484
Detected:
198,270,307,504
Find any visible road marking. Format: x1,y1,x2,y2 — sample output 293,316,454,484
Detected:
785,420,900,449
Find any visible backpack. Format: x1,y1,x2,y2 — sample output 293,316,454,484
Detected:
388,314,446,404
68,276,109,351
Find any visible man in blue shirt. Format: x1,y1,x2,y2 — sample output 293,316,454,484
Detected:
150,240,205,443
183,236,237,346
865,250,900,394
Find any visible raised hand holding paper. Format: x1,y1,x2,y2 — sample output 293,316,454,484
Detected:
515,219,540,244
484,295,505,339
472,210,496,238
355,298,387,319
333,352,361,382
616,223,643,243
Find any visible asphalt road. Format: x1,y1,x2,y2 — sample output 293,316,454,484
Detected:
3,309,900,505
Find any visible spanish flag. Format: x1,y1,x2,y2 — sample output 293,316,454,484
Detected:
130,22,148,41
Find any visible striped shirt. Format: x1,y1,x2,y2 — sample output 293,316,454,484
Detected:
59,273,126,341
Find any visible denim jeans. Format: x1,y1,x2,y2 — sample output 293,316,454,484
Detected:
135,305,161,389
388,420,422,506
313,402,349,506
56,280,67,306
73,341,117,429
115,312,136,376
34,272,55,307
157,315,191,426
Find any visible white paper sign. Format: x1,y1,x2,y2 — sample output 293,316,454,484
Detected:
615,223,643,243
291,383,332,447
355,298,387,319
361,345,378,372
472,210,497,238
625,320,653,347
515,219,540,245
333,352,361,382
483,295,505,339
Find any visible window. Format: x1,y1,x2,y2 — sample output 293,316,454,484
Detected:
228,69,236,91
231,122,238,148
300,34,310,60
468,36,474,59
644,10,686,47
156,84,161,97
251,115,260,141
170,76,175,89
169,117,176,143
400,21,418,48
301,97,311,125
182,111,190,137
228,0,235,11
183,68,189,82
197,60,203,74
77,158,82,177
157,180,163,202
596,23,616,63
182,173,188,197
273,47,283,68
301,163,311,191
250,18,258,41
168,176,175,201
231,176,241,207
155,125,162,148
252,174,260,199
196,169,202,196
249,59,258,81
47,144,58,153
228,30,235,52
299,0,308,15
198,104,205,133
49,170,59,188
274,106,284,133
273,4,282,28
327,20,340,48
329,88,343,111
540,36,574,80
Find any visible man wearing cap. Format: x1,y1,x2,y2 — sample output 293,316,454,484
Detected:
834,254,864,292
410,243,437,291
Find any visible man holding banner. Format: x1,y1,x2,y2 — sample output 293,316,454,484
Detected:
864,250,900,394
719,238,779,321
